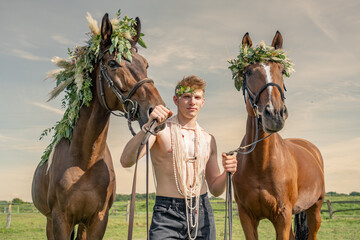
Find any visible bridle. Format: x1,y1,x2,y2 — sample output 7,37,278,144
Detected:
97,49,158,240
98,49,154,135
224,69,287,240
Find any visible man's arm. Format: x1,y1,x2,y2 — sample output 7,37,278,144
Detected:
120,105,173,168
205,135,237,197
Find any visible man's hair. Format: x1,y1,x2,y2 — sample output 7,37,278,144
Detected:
175,75,206,97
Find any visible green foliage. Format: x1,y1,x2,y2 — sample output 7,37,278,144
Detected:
39,10,146,164
115,193,156,202
175,85,195,96
350,191,360,196
11,198,25,205
228,42,295,91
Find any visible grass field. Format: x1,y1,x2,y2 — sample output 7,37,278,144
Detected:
1,196,359,239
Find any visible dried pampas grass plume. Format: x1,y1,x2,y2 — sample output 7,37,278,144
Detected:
111,18,119,29
48,77,74,101
86,12,100,36
44,69,64,82
122,31,132,40
51,56,69,68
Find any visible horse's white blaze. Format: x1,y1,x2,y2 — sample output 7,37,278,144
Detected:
261,63,274,110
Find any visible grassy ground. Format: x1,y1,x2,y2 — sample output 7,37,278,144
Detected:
1,196,359,239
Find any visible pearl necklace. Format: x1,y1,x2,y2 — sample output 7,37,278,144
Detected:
170,116,207,240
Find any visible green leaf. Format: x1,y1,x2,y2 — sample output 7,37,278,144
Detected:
138,38,147,48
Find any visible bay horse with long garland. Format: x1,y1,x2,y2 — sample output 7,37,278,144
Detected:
232,32,325,240
32,13,165,239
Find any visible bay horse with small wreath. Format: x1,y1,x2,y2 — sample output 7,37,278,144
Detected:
228,31,325,240
32,11,165,239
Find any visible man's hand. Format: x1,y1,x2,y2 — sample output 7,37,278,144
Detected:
222,153,237,175
144,105,173,129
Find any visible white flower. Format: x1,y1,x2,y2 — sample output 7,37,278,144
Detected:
259,41,266,49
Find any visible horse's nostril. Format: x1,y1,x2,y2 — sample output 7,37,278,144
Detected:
280,108,284,118
264,105,271,116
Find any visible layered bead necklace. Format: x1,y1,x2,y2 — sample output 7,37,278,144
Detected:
170,116,207,240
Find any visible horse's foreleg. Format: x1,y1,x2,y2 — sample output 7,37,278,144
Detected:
76,223,87,240
237,205,259,240
85,211,109,239
46,218,55,240
305,199,323,240
51,209,74,240
272,207,293,240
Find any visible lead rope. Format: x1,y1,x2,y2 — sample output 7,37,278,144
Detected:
224,106,273,240
128,120,157,240
146,142,150,240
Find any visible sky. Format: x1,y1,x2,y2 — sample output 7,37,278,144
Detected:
0,0,359,202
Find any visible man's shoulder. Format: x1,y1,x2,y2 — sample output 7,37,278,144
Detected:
200,129,215,142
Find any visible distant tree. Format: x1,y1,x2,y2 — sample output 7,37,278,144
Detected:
11,198,25,204
115,193,156,202
349,191,360,196
326,192,338,196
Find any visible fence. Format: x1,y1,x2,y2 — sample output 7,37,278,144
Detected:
2,199,360,220
322,200,360,219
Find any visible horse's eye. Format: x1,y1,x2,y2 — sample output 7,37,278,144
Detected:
282,69,286,75
245,69,251,76
108,60,120,69
146,63,149,70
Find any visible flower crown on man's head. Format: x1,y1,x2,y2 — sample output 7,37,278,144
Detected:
175,85,195,97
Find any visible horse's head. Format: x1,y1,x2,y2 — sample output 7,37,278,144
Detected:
95,13,165,127
241,32,288,133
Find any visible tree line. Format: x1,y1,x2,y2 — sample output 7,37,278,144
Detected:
1,191,359,204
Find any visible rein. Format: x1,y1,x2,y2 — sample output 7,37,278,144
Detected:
224,76,285,240
98,49,154,135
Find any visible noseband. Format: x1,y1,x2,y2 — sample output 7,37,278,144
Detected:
98,49,154,135
242,76,286,112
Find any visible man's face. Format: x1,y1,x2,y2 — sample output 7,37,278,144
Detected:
173,89,205,119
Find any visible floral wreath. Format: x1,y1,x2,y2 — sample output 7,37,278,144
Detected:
39,10,146,164
228,41,295,91
175,85,195,97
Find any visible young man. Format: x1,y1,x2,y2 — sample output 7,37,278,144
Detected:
120,75,237,239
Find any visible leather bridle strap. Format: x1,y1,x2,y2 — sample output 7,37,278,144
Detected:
99,59,154,117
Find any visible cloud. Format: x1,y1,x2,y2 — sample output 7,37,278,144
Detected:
51,35,75,46
9,49,49,61
30,102,64,115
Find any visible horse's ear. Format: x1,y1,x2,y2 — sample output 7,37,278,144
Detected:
271,31,283,49
131,17,141,47
100,13,112,47
242,32,253,47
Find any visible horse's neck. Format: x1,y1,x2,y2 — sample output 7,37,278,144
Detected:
244,115,278,169
70,96,110,169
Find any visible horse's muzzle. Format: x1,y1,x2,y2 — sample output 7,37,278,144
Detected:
261,104,288,133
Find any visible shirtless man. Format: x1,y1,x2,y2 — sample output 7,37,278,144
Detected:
120,75,237,239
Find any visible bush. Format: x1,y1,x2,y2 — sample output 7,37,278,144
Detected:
349,191,360,196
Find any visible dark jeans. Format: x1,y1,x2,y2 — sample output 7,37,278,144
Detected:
149,193,216,240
